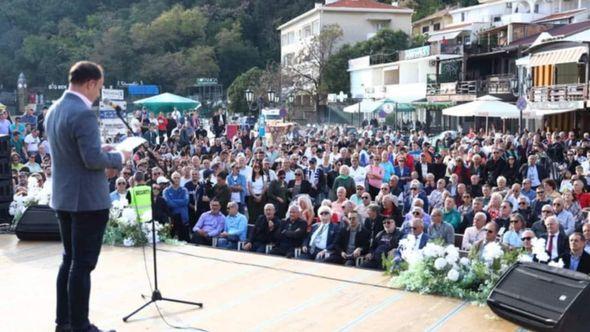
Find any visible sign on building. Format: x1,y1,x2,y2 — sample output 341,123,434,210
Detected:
99,100,128,138
102,88,125,101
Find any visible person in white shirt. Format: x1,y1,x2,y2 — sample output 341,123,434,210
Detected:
553,197,576,236
462,212,487,250
349,154,368,187
24,129,41,155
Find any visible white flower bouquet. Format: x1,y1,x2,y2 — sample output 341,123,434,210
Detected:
389,239,519,303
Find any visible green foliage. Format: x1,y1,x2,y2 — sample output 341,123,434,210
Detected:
226,67,264,114
0,0,315,93
324,29,410,94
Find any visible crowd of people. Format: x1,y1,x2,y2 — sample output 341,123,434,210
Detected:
9,106,590,273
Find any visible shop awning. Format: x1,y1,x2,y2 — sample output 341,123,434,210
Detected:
428,30,463,43
529,108,577,118
529,46,587,66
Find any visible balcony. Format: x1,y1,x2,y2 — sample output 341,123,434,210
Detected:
426,80,478,102
531,84,587,102
530,84,588,111
485,74,516,95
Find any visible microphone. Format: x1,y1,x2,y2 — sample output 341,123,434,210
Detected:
103,98,123,117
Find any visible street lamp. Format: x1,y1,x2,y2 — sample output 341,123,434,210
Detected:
17,72,27,114
267,90,275,104
245,89,254,104
288,94,295,104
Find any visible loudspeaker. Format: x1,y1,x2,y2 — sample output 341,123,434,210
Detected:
0,178,13,203
15,205,61,241
0,134,10,157
487,262,590,332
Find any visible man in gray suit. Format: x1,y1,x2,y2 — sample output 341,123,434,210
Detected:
46,61,130,332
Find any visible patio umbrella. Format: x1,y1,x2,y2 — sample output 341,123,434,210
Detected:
134,92,200,113
442,95,520,131
442,95,519,118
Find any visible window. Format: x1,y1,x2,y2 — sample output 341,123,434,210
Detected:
422,26,430,33
461,12,465,22
287,32,295,44
433,23,441,31
375,21,389,31
493,16,501,22
281,34,287,45
312,20,320,35
303,25,312,38
534,4,539,13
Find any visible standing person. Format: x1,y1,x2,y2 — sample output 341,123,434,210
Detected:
157,112,168,144
163,171,190,242
46,61,130,332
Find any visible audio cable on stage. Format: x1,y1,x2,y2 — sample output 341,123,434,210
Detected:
156,246,392,290
141,245,209,332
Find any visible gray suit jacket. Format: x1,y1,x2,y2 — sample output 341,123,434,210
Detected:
46,92,122,212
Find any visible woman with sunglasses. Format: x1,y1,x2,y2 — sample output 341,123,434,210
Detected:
247,161,268,223
501,213,526,249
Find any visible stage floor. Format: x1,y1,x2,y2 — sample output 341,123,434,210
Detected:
0,235,518,331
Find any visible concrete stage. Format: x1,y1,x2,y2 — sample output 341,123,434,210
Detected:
0,234,519,331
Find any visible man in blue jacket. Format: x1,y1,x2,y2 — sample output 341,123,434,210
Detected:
164,171,190,242
227,163,248,213
218,201,248,249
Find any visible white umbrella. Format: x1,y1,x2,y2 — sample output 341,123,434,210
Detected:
343,99,379,113
442,95,519,119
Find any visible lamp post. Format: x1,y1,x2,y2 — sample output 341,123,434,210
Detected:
287,94,294,121
245,88,259,115
17,72,27,114
267,90,275,107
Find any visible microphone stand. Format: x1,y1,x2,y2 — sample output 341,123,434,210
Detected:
115,109,203,322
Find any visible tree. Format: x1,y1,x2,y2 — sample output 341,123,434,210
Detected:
226,67,264,114
283,24,343,123
324,29,410,95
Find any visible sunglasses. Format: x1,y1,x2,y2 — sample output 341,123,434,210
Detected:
553,203,561,206
295,173,302,176
536,191,544,194
410,187,418,190
519,202,526,205
412,211,420,215
383,221,394,225
542,210,552,213
362,196,370,199
510,220,519,223
521,237,533,241
319,212,330,215
485,229,494,234
117,183,126,185
409,226,417,230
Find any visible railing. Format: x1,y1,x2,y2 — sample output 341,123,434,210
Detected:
369,53,398,66
531,84,588,102
426,80,479,101
486,74,516,95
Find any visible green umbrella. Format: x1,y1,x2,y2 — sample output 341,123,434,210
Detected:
133,92,200,113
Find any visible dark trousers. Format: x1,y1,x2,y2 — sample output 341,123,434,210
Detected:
55,209,109,331
191,232,213,245
171,214,190,242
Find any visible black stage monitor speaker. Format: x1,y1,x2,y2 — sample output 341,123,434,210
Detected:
15,205,61,241
487,262,590,332
0,134,10,157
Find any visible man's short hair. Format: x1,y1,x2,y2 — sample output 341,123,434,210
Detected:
69,61,103,85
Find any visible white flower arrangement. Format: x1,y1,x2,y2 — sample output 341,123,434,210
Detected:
548,258,565,269
389,239,517,303
434,257,448,270
446,268,460,282
10,175,53,225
